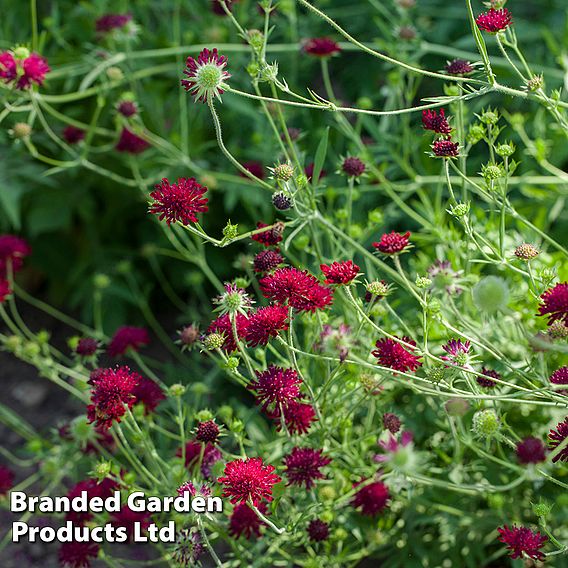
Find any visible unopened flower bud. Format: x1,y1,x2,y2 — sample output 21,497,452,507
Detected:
415,276,432,289
169,383,186,397
202,332,225,350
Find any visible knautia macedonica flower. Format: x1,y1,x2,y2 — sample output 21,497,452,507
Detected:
373,231,411,255
441,339,473,369
279,401,317,435
229,503,266,539
95,13,132,33
177,441,222,478
245,305,289,347
116,127,150,154
548,320,568,339
352,480,390,516
177,481,211,498
317,323,352,362
0,50,50,89
251,221,285,247
432,138,459,158
177,324,200,350
0,465,14,496
422,109,452,134
260,267,334,312
548,417,568,462
247,365,301,412
307,519,330,542
272,192,293,211
58,541,100,568
283,447,331,490
477,367,500,388
538,282,568,326
253,249,284,273
218,457,281,505
86,366,140,429
516,437,546,464
117,100,138,117
550,366,568,385
195,420,220,444
320,260,359,285
207,313,249,352
75,338,99,357
497,525,547,560
0,280,11,303
241,161,265,180
372,336,422,373
427,260,463,295
341,156,366,177
171,528,204,565
107,326,150,357
133,376,165,414
214,283,254,316
149,177,209,226
445,59,473,75
374,431,416,473
62,126,85,145
303,37,341,57
383,412,402,434
476,8,512,33
0,234,31,277
181,48,230,103
305,162,327,182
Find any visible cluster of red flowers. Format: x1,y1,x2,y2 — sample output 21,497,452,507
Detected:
107,326,150,357
0,50,50,89
421,108,459,158
251,221,285,247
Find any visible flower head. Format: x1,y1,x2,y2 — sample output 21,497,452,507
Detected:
0,280,11,303
218,457,281,505
260,267,333,312
320,260,359,285
207,312,250,352
548,417,568,462
272,192,293,211
177,441,222,478
181,48,230,103
317,323,352,362
196,420,220,444
383,412,402,434
177,481,211,498
514,243,539,261
0,51,50,89
341,156,366,177
422,109,452,134
87,366,140,429
497,525,547,560
117,100,138,117
441,339,473,369
229,503,266,539
149,177,209,226
0,234,31,277
108,326,150,357
58,541,100,568
75,338,99,357
0,465,14,496
248,365,301,411
133,376,165,414
172,528,204,565
246,305,289,347
432,139,459,158
253,249,284,273
307,519,330,542
373,231,411,255
476,8,512,33
352,480,390,516
477,367,500,388
538,282,568,326
283,447,331,490
303,37,341,57
279,401,316,435
62,126,85,144
95,13,132,33
116,127,150,154
372,336,422,373
550,367,568,385
374,431,417,473
516,437,546,465
427,260,463,295
445,59,473,75
251,221,285,247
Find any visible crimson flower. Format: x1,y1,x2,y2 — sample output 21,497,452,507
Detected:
304,162,327,182
247,365,301,411
307,519,330,542
251,221,285,247
548,417,568,462
116,127,150,154
283,447,331,490
241,161,265,180
0,465,14,495
516,437,546,465
320,260,359,285
279,400,317,435
0,280,11,303
0,234,31,277
304,37,341,57
253,249,284,273
229,503,266,539
219,457,281,505
58,541,100,568
497,525,547,560
108,326,150,357
445,59,474,75
352,480,390,516
207,312,250,352
538,282,568,326
133,376,165,414
373,231,411,254
181,48,230,103
86,366,140,429
196,420,220,444
117,100,137,117
246,305,289,347
550,367,568,385
260,267,333,312
341,156,366,177
432,139,459,157
176,441,222,478
477,367,500,388
372,336,422,373
62,126,85,144
383,412,402,434
422,109,452,134
0,52,50,89
95,13,132,33
149,177,209,225
476,8,512,33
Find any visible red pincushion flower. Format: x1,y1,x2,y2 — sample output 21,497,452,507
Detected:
383,412,402,434
477,367,499,388
251,221,285,247
0,52,17,82
86,366,140,429
497,525,547,560
246,305,289,347
373,231,411,255
283,447,331,490
372,336,422,373
108,326,150,357
304,37,341,57
320,260,359,285
177,441,222,478
111,505,152,540
207,312,250,352
229,503,266,539
117,100,138,116
181,48,231,103
196,420,220,444
422,109,452,134
516,437,546,465
280,400,316,435
0,234,31,277
476,8,512,33
538,282,568,326
341,157,366,177
0,280,11,303
307,519,330,542
219,457,281,506
550,366,568,385
116,127,150,154
149,177,209,226
241,161,265,180
446,59,473,76
75,338,99,357
18,53,50,89
247,365,301,411
0,465,14,495
133,376,165,414
95,13,132,33
62,126,85,144
432,139,459,158
260,267,333,312
253,249,284,273
548,417,568,462
59,541,100,568
352,480,390,516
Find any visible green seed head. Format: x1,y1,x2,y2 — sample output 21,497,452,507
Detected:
366,280,390,297
415,276,432,289
202,332,225,351
273,163,294,182
472,276,509,313
11,122,32,139
472,409,500,439
169,383,186,397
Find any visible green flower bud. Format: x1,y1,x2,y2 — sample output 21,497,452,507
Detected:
514,243,539,261
294,235,310,250
94,461,112,481
480,109,499,125
217,405,233,423
246,29,264,53
319,486,337,501
222,221,239,241
366,280,390,297
231,418,244,434
496,143,515,157
428,364,446,383
482,163,504,181
526,75,544,92
11,122,32,139
532,500,553,518
415,276,432,289
93,273,111,289
334,528,348,541
472,276,509,313
106,66,124,81
472,409,500,439
4,335,22,352
22,342,41,359
224,356,240,371
190,382,210,395
260,62,278,83
467,124,485,145
195,409,214,422
13,46,30,59
202,332,225,351
448,202,470,217
272,163,294,182
320,510,334,523
169,383,186,397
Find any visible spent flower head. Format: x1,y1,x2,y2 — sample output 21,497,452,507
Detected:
181,48,230,103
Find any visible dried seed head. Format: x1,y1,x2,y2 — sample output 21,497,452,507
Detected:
514,243,539,261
